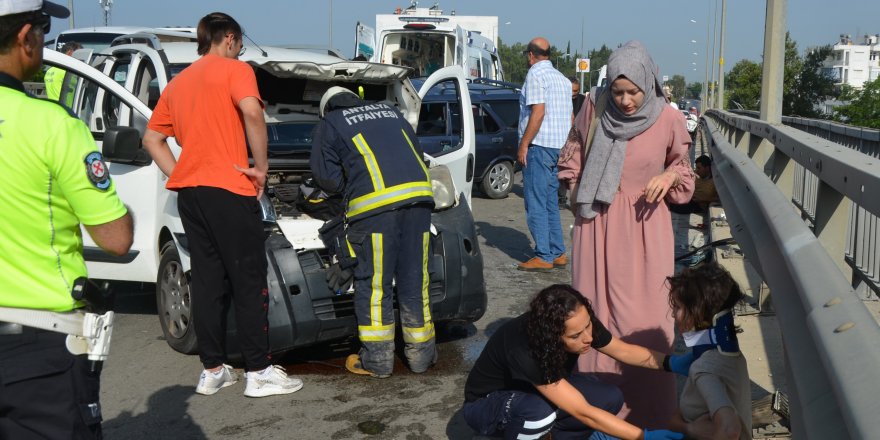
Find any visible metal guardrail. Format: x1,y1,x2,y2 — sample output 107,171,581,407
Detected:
703,110,880,439
729,109,880,299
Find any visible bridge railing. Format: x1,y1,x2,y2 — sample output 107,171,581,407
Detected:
703,110,880,439
729,109,880,299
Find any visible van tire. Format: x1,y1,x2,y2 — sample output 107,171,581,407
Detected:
156,242,198,354
481,160,514,199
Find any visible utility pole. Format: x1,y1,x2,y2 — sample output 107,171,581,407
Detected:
717,0,727,109
709,0,718,109
329,0,333,48
760,0,786,124
67,0,75,29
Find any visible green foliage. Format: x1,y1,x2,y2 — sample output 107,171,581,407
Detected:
781,32,805,115
587,44,612,87
498,38,529,84
722,33,836,117
787,45,835,117
668,75,686,101
686,82,703,100
725,59,762,110
498,39,609,87
834,76,880,128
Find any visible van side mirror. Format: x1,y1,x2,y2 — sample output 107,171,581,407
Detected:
102,126,152,166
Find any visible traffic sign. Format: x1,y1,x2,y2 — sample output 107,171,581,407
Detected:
662,75,669,83
576,58,590,73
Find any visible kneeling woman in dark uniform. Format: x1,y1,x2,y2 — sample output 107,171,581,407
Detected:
463,285,689,440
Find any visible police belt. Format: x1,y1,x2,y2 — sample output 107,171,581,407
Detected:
0,306,114,362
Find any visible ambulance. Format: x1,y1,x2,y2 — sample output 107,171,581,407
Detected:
355,2,504,81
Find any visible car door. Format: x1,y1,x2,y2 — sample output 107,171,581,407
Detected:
43,48,166,283
418,66,475,204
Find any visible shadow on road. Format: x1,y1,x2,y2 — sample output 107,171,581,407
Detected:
103,385,207,440
475,220,532,262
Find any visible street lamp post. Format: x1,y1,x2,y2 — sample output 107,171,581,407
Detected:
717,0,727,109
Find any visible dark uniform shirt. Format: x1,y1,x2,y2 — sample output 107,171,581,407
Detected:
464,312,612,402
310,101,433,222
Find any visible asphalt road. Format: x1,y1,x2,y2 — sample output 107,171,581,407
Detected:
99,176,577,440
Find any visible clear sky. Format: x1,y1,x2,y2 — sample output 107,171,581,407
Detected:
51,0,880,83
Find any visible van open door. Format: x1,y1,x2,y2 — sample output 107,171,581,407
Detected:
354,21,376,61
453,25,466,68
418,65,475,205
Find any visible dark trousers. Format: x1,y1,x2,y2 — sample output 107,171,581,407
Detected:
462,374,624,440
178,187,270,371
0,327,103,439
347,206,435,376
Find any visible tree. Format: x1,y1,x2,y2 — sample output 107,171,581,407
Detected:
725,59,762,110
788,45,835,117
498,38,529,84
668,75,686,102
834,77,880,128
781,32,805,115
587,44,612,87
686,82,703,100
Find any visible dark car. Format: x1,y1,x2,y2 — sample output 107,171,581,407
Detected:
415,79,521,199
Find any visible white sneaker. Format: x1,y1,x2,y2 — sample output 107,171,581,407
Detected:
244,365,304,398
195,364,238,395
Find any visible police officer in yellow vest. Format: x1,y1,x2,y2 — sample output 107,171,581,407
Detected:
44,40,80,102
0,1,133,437
310,87,437,378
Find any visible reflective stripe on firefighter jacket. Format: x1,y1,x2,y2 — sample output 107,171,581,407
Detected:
310,101,433,222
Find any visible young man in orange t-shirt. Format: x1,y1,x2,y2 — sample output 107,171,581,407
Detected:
143,12,302,398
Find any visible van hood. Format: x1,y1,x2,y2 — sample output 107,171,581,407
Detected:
249,60,412,83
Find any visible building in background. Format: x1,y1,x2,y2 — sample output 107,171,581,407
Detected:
821,34,880,89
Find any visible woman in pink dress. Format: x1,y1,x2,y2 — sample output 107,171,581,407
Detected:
558,41,695,429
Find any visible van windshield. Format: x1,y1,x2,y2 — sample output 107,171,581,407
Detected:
56,32,124,52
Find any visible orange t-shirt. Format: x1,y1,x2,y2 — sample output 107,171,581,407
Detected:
147,54,263,196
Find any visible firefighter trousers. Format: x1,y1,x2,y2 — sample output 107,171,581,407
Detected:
346,205,436,376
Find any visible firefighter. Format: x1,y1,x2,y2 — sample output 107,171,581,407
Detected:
0,1,133,437
310,87,437,378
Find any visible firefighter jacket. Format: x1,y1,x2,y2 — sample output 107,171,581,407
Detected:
310,101,434,222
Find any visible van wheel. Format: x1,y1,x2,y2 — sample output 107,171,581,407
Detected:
481,161,514,199
156,242,198,354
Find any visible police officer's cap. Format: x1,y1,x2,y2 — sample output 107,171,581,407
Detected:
0,0,70,18
319,86,361,118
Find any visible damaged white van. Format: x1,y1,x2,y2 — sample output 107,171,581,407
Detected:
42,39,486,356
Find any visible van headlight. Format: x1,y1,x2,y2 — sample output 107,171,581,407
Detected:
429,165,456,211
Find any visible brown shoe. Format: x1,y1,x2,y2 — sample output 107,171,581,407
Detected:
552,254,568,268
517,257,553,272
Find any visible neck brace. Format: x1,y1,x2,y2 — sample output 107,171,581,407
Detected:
681,309,740,357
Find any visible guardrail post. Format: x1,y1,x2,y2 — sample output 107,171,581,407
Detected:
769,147,795,200
754,137,775,175
815,181,853,280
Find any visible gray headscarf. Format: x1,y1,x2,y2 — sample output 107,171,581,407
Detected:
574,41,667,219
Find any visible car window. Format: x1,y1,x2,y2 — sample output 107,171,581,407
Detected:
417,102,447,136
104,60,132,129
131,59,159,109
56,32,123,52
473,104,500,134
485,100,519,128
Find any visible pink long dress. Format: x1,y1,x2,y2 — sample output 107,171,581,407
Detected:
559,101,695,429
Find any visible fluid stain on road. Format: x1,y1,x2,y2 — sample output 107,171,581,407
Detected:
279,325,482,376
